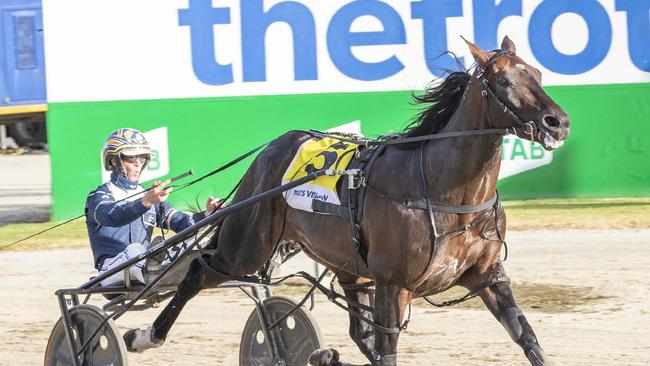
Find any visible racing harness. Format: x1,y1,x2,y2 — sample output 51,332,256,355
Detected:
197,49,542,334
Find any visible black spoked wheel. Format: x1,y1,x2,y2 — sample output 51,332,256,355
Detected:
240,296,323,366
44,304,128,366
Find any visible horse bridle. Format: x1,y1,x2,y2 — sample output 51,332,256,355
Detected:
476,49,538,141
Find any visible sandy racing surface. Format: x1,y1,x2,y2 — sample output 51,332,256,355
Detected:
0,153,50,226
1,229,649,366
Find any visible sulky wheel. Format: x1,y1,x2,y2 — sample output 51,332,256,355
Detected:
240,295,324,366
44,304,128,366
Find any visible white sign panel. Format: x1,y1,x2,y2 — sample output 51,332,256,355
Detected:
43,0,650,103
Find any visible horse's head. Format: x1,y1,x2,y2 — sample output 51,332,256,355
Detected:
465,36,570,150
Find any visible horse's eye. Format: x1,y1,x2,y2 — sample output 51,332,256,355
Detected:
497,77,510,87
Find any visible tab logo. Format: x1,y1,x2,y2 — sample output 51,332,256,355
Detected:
499,135,552,180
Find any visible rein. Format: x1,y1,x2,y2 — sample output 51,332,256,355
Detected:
307,126,518,148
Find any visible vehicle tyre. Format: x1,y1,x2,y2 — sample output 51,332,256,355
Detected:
240,295,323,366
44,304,128,366
7,120,46,146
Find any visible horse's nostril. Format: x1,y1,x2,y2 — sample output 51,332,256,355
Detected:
543,115,561,129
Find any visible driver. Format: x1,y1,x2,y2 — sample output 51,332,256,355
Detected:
85,128,222,286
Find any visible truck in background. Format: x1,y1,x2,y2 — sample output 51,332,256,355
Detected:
0,0,46,149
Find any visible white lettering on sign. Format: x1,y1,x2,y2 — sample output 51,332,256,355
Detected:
499,135,552,179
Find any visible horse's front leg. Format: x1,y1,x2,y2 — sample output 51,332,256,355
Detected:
465,262,549,366
340,275,376,361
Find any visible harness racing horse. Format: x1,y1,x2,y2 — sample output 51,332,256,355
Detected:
125,37,570,365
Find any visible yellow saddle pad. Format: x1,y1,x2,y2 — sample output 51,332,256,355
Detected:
282,134,358,212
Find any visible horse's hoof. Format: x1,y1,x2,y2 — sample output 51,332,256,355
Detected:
525,344,550,366
123,326,163,353
308,348,341,366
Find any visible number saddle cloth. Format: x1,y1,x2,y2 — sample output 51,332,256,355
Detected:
281,132,382,218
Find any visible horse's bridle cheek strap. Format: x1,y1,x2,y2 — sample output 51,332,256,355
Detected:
480,78,525,128
477,50,537,137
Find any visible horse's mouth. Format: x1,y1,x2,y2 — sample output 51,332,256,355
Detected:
537,129,566,151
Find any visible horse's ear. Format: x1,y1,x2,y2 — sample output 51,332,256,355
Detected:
501,35,516,54
461,36,489,68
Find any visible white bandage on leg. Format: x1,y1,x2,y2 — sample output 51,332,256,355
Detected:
130,326,163,352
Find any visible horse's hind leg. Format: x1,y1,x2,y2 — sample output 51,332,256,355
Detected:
123,258,226,352
370,283,412,365
341,275,376,361
465,262,549,365
309,274,376,366
310,282,411,366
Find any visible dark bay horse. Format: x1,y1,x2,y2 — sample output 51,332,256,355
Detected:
125,36,570,365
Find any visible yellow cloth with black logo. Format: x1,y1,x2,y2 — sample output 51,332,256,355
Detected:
282,135,358,212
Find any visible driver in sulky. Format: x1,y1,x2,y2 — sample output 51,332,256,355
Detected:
85,128,222,286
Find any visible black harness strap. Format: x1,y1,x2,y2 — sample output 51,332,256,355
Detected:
347,144,385,265
310,143,386,265
311,200,351,218
339,281,375,291
423,274,511,308
365,184,498,214
423,261,511,308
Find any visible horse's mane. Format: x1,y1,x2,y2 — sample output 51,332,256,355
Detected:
401,71,471,138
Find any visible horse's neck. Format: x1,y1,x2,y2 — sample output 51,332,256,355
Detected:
429,77,503,204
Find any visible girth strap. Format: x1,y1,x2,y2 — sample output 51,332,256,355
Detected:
311,199,351,218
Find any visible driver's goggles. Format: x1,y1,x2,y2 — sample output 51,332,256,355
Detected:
121,154,150,164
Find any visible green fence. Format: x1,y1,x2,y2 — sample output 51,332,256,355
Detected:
48,82,650,220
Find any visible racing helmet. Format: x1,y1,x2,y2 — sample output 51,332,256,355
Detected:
102,128,151,171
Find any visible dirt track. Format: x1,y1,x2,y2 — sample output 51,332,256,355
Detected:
1,229,649,365
0,153,50,226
